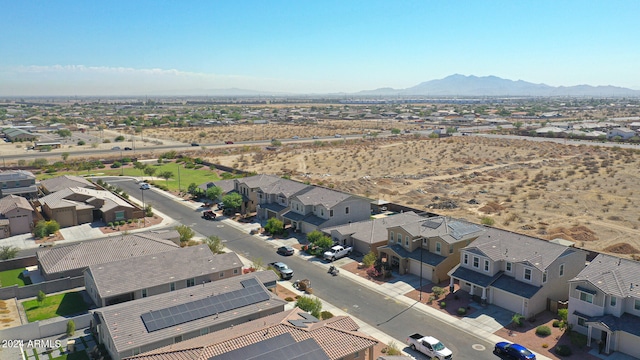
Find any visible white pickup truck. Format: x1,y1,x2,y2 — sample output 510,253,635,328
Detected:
407,333,453,360
323,245,352,261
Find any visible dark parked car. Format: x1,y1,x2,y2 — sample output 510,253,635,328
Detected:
277,246,295,256
191,142,199,146
225,141,234,144
494,342,536,360
124,147,132,150
202,210,216,220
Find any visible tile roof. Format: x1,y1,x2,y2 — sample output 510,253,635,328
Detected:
197,179,235,194
464,227,576,271
0,169,36,181
126,307,377,360
236,174,282,189
259,178,310,198
291,187,352,208
37,232,179,276
0,195,32,214
86,246,242,298
39,187,133,211
396,216,483,244
322,212,423,245
96,272,284,355
570,253,640,299
40,175,96,193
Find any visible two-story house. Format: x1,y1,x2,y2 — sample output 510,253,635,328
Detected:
233,174,282,214
282,186,371,234
449,227,587,319
567,254,640,357
255,177,310,221
0,170,38,199
0,194,34,238
377,216,483,283
84,246,243,307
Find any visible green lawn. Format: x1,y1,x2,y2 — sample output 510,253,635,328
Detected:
37,162,226,191
0,268,31,288
23,291,88,322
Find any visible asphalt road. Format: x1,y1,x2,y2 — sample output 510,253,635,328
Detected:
103,177,499,359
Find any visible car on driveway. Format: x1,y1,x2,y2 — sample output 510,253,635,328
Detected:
494,341,536,360
268,262,293,279
277,246,295,256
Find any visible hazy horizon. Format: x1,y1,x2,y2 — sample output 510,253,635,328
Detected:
2,1,639,96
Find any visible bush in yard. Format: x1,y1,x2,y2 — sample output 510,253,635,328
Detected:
386,341,402,356
295,296,322,318
320,311,334,320
362,251,377,267
284,297,294,302
366,266,381,279
431,286,446,299
175,224,195,243
457,307,467,315
439,301,447,308
558,308,568,322
264,218,284,235
108,222,114,228
66,320,76,337
37,291,46,306
512,313,525,327
553,320,562,328
555,345,572,356
536,325,552,337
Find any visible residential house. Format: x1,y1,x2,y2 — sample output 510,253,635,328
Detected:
567,254,640,357
39,175,97,195
607,127,636,141
37,231,179,280
38,187,137,227
449,227,587,318
322,212,424,255
197,179,235,197
282,186,371,234
255,177,310,220
92,272,283,360
0,170,38,199
234,174,282,214
377,216,483,283
126,307,378,360
85,246,243,307
0,195,34,238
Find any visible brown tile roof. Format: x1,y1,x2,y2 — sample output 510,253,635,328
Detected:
126,308,377,360
0,195,32,214
39,175,96,193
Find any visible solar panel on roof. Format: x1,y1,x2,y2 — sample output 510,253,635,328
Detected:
141,278,269,332
421,219,441,229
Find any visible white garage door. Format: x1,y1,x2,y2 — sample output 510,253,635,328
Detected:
409,259,433,282
617,331,640,358
491,287,523,315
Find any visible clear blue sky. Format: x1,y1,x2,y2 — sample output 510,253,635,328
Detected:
2,0,639,96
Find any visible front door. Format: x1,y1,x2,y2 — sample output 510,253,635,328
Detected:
600,331,608,354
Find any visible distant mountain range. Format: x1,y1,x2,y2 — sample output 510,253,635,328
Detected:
357,74,640,97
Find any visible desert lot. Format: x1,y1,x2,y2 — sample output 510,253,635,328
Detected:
197,132,640,258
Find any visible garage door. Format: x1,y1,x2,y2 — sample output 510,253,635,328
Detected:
409,259,433,282
617,331,640,357
491,287,523,315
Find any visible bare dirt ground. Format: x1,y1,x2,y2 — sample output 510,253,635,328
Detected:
137,122,640,257
0,298,21,329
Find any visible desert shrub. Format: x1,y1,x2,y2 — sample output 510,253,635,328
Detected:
552,320,562,327
295,296,322,318
481,216,495,226
555,345,572,356
386,341,402,356
320,311,334,320
362,251,377,267
119,220,126,226
536,325,552,337
542,343,549,348
107,222,114,228
457,307,467,315
366,266,381,278
558,308,568,322
512,313,525,327
284,297,294,302
432,286,446,299
439,301,446,308
77,140,86,145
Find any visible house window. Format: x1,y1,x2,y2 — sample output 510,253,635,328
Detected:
473,257,479,268
542,271,547,283
435,242,441,254
449,244,454,254
397,233,402,243
524,268,532,281
321,209,324,216
405,236,409,247
115,210,125,221
484,260,489,272
219,271,224,278
233,268,239,274
345,207,349,214
463,254,468,265
142,289,147,298
610,296,616,307
559,264,565,277
330,210,333,217
187,278,195,287
635,299,640,311
390,231,394,242
579,291,593,304
506,262,512,272
577,317,586,327
170,282,175,291
200,328,210,336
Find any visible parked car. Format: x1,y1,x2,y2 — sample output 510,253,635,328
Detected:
124,147,132,150
202,210,216,220
191,142,200,146
292,136,299,139
323,245,352,261
312,136,319,139
407,334,452,360
225,141,234,144
268,262,293,279
111,146,121,150
277,246,295,256
140,183,150,190
494,341,536,360
334,134,342,138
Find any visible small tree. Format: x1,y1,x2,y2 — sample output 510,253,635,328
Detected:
61,152,70,161
222,192,243,211
145,204,153,217
158,171,174,186
264,218,284,235
144,166,157,178
432,286,446,299
204,235,224,254
175,225,195,243
306,230,325,244
206,186,222,202
37,290,46,307
362,251,377,267
66,320,75,337
315,236,334,250
0,245,19,260
34,220,49,238
295,296,322,318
